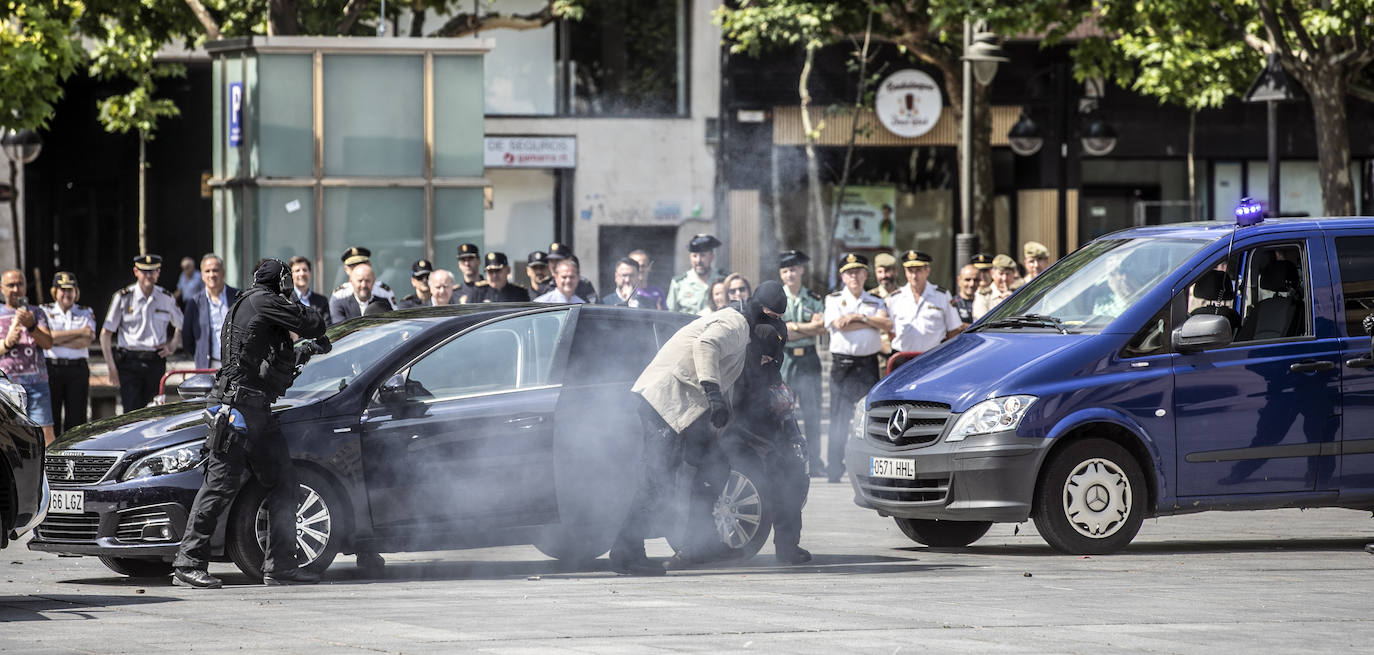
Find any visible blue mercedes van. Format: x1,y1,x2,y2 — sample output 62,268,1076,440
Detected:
846,215,1374,554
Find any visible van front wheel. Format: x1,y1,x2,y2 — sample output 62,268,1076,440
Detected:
1032,439,1145,555
893,518,992,548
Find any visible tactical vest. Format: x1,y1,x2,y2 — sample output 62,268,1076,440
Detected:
215,286,297,402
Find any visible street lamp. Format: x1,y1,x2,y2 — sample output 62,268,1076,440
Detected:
957,20,1008,272
1008,111,1043,156
1243,53,1303,218
1080,114,1118,156
2,129,42,270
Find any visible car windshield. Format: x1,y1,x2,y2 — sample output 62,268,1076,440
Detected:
978,237,1209,332
286,317,432,400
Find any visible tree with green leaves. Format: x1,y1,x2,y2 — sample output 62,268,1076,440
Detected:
0,0,85,268
1079,0,1374,216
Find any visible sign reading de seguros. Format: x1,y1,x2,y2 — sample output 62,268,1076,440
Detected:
875,69,942,138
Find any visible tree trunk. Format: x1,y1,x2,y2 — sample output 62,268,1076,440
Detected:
799,46,828,292
827,11,874,265
1306,66,1357,216
409,3,426,37
268,0,300,36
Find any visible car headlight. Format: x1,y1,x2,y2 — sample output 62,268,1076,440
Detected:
121,439,208,481
0,378,27,415
947,395,1037,442
849,395,868,442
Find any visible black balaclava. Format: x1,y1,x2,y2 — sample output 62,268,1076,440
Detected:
734,279,788,328
254,258,290,294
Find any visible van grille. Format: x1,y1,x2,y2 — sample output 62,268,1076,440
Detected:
855,475,950,503
36,512,101,541
44,455,118,484
867,401,951,448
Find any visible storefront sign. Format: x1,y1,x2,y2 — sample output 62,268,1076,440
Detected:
834,186,898,249
875,69,942,138
484,136,576,169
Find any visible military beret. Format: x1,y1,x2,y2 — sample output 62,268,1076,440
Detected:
527,251,549,266
341,247,371,266
688,234,722,253
873,252,898,268
133,254,162,270
778,249,810,269
901,250,932,268
457,243,481,259
411,259,433,278
838,252,868,273
547,242,573,260
970,253,993,270
53,271,78,288
1023,241,1050,259
485,252,510,269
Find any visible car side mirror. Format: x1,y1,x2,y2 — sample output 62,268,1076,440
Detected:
1172,314,1234,352
377,373,407,405
178,373,216,401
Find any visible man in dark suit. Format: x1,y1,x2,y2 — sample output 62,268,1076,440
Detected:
329,262,390,323
289,255,331,326
182,254,239,369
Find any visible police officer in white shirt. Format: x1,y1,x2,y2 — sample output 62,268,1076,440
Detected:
100,254,184,413
885,250,963,371
43,271,95,435
823,252,892,483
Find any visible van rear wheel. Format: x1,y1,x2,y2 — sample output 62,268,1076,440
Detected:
1032,438,1145,555
893,518,992,548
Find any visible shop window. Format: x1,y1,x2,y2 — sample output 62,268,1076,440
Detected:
565,0,686,116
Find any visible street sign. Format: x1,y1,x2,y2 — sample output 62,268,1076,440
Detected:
228,82,243,147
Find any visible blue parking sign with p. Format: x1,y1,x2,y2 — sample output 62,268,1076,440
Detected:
228,82,242,147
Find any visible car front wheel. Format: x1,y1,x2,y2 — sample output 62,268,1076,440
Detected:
893,518,992,548
1032,438,1146,555
99,556,174,578
227,469,345,580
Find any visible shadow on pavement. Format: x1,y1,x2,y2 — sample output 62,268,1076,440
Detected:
905,536,1369,557
322,553,967,584
0,594,178,621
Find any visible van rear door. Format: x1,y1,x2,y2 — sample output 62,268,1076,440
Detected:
1327,233,1374,492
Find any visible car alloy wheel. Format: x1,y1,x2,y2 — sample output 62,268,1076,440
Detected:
256,482,333,566
1061,457,1131,540
713,470,763,549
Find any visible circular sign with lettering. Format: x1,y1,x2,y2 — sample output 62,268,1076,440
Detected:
875,69,943,138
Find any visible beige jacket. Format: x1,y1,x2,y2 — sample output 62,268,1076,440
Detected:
631,309,751,433
972,286,1014,321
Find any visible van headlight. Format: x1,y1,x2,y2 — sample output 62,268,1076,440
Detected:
121,440,208,481
947,395,1037,442
849,395,868,441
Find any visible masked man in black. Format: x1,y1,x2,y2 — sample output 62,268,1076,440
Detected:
172,259,329,589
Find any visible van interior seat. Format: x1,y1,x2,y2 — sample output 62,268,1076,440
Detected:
1236,259,1302,341
1188,269,1241,331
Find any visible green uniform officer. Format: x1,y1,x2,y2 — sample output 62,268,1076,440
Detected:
667,234,726,314
777,249,826,475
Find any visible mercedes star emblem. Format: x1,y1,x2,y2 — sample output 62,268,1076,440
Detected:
887,407,909,442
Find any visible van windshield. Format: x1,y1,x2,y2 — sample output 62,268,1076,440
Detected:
978,237,1208,332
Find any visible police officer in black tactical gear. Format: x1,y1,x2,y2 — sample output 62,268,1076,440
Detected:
732,322,811,564
172,259,328,589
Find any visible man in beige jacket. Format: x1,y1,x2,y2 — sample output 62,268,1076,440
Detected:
610,283,787,575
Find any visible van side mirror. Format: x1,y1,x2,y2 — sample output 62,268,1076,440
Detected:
1172,314,1234,352
377,374,407,405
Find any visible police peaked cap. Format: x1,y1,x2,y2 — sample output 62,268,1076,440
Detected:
688,234,722,253
485,252,510,269
341,247,371,266
457,243,481,259
527,251,550,266
838,252,868,273
970,253,994,270
778,249,810,269
133,254,163,270
411,259,434,278
546,242,573,259
53,271,79,288
901,250,932,268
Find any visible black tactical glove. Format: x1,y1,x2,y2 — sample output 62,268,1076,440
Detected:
701,381,730,428
312,334,332,354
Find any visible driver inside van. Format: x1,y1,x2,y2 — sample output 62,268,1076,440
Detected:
1093,249,1152,317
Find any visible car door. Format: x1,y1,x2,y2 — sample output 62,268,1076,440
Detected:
1173,237,1342,496
1328,233,1374,492
543,308,667,533
360,309,572,537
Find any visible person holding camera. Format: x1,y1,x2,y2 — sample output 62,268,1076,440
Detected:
172,259,328,589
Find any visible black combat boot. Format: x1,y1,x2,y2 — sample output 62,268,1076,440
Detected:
775,545,812,565
173,568,223,589
263,568,321,585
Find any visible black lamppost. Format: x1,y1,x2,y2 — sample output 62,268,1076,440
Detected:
957,21,1008,269
1242,53,1303,218
1,129,42,270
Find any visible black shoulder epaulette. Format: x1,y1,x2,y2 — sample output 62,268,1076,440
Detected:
378,282,392,291
807,290,822,301
933,284,948,294
117,286,133,297
827,291,842,297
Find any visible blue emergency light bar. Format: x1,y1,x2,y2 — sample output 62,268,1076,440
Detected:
1235,197,1265,226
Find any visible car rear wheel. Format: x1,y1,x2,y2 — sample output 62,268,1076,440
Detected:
893,518,992,547
667,458,773,560
1032,438,1146,555
227,469,345,580
99,556,174,578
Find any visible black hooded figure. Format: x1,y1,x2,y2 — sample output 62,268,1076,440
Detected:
172,259,329,589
